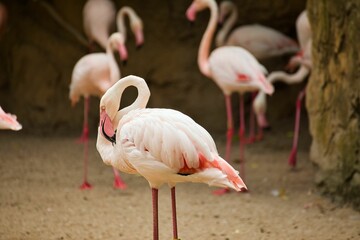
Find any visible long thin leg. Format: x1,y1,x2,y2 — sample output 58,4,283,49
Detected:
288,88,306,168
171,187,178,240
80,97,92,189
239,94,246,181
225,95,234,162
112,167,127,189
247,92,257,144
152,188,159,240
213,95,232,195
77,97,90,143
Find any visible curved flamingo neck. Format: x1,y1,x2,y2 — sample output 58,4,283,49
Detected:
268,65,311,85
198,0,218,78
116,7,133,41
216,2,237,47
101,75,150,126
106,40,120,85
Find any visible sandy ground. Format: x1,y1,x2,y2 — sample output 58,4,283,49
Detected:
0,119,359,240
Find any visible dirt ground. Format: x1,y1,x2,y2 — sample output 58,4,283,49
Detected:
0,119,359,240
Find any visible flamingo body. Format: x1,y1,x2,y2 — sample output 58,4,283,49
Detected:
99,107,245,190
208,46,271,95
225,24,299,59
0,107,22,131
216,1,298,59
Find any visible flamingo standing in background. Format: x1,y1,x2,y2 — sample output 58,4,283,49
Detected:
116,6,144,48
70,32,128,190
97,75,247,240
0,2,7,38
216,1,299,59
186,0,274,191
83,0,116,51
0,107,22,131
216,0,299,142
254,10,312,168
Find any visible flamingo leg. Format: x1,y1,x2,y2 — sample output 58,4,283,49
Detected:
152,188,159,240
171,187,179,240
247,92,257,144
239,94,246,180
79,97,92,189
112,167,127,190
212,95,232,195
288,88,306,168
77,97,90,144
224,95,234,162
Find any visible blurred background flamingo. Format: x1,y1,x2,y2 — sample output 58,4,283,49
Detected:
116,6,144,48
216,1,299,60
254,10,312,168
186,0,274,191
69,32,128,190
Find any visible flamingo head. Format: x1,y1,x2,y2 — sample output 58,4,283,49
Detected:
130,18,144,48
219,1,233,24
186,0,210,22
109,32,128,64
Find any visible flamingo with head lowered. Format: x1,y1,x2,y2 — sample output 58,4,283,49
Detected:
254,10,312,168
216,1,299,59
186,0,274,192
97,75,247,240
69,32,128,190
116,6,144,49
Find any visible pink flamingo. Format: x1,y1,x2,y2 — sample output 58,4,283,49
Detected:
216,1,298,142
255,10,312,168
116,6,144,48
0,2,7,37
0,106,22,131
69,32,128,190
216,1,299,59
186,0,274,190
83,0,116,51
97,75,247,240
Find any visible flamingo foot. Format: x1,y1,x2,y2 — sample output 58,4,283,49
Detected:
80,181,92,190
113,177,127,190
212,188,231,196
288,149,297,169
76,128,89,144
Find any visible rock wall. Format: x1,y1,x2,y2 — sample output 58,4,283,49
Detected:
0,0,305,135
307,0,360,209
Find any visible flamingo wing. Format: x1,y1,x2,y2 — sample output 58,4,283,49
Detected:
115,108,245,190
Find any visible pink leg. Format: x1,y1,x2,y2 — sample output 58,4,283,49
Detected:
77,97,90,144
224,95,234,162
212,96,232,196
247,92,257,144
288,88,306,168
239,94,246,180
79,97,92,189
171,187,179,240
112,167,127,190
152,188,159,240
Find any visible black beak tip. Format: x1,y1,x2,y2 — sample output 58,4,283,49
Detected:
122,60,127,66
136,44,143,50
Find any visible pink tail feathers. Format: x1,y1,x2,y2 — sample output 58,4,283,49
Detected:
199,154,247,191
217,157,247,191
